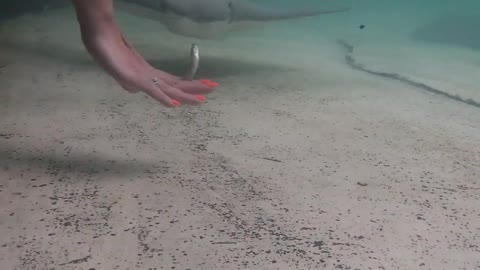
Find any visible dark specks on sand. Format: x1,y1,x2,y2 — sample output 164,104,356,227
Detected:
313,241,325,249
59,255,92,266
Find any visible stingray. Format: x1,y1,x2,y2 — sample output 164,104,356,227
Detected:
410,14,480,50
117,0,350,39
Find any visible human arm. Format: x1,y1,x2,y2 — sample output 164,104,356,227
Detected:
70,0,217,107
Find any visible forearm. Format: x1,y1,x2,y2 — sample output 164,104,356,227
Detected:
71,0,146,82
71,0,116,43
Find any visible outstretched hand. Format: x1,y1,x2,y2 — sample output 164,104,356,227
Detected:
71,0,218,107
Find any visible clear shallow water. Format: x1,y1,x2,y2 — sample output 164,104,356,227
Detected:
0,1,479,146
0,2,478,120
2,0,479,52
250,0,480,107
0,2,479,270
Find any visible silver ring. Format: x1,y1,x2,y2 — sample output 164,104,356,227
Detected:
152,77,160,85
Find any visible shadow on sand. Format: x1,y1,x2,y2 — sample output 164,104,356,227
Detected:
0,38,296,78
0,142,167,178
150,56,295,79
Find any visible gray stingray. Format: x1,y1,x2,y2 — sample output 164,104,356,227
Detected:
118,0,350,39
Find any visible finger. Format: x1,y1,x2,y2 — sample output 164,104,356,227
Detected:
151,68,218,94
172,79,219,95
141,79,178,107
154,79,204,106
153,69,179,84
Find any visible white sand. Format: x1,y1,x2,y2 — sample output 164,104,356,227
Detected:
1,6,479,270
343,36,480,105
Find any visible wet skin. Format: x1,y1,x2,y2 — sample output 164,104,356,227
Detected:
71,0,218,108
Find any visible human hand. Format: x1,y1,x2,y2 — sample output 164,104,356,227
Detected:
116,55,219,108
85,32,219,108
144,72,219,108
72,0,218,107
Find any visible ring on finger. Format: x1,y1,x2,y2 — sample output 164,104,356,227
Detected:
152,76,160,86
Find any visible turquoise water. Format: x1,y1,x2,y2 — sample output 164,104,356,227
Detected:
2,0,479,50
0,1,479,270
0,1,478,107
247,0,480,107
0,1,479,116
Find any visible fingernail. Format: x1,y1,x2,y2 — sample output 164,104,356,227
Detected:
171,99,181,107
207,81,219,88
200,79,219,88
195,95,206,102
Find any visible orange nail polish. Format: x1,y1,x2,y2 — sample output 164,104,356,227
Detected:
200,79,211,86
195,95,206,102
171,99,181,107
200,79,219,88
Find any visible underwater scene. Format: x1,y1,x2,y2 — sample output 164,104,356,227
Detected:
0,0,478,269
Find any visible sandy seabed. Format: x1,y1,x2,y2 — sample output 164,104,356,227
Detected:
0,6,479,270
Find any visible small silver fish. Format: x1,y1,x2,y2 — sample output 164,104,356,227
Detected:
184,43,199,81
